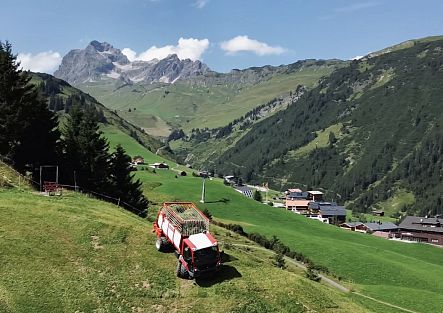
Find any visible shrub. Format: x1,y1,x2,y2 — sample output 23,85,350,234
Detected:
273,253,286,269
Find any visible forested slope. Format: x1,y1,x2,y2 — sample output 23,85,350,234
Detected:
215,37,443,216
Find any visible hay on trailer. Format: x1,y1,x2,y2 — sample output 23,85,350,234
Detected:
161,202,209,236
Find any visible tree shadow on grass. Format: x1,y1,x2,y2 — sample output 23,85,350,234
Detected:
195,264,242,287
205,197,230,204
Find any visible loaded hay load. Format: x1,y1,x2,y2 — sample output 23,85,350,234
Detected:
161,202,209,236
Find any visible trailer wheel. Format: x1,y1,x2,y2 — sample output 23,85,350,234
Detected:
176,261,189,279
155,237,167,252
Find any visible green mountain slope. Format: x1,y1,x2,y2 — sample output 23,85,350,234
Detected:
213,36,443,217
106,134,443,313
30,73,166,156
79,60,344,136
132,163,443,313
0,187,372,313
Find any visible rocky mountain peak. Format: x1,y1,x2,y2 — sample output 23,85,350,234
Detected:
88,40,113,52
54,41,210,85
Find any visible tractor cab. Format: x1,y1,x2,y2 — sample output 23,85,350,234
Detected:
181,232,221,277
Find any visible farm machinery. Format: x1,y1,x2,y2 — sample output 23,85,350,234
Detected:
153,202,221,279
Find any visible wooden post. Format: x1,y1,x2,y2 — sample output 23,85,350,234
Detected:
39,166,42,192
118,198,121,207
200,177,206,203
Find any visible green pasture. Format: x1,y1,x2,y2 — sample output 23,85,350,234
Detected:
0,187,369,313
103,122,443,313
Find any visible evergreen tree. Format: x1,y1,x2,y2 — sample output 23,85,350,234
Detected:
0,41,59,172
253,189,263,202
109,144,148,216
61,105,110,193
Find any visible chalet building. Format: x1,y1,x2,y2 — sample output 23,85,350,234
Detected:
285,189,323,211
132,156,145,164
285,199,311,214
150,162,169,169
307,191,324,202
397,216,443,246
372,210,385,217
308,202,346,224
340,222,398,235
234,186,253,198
340,222,364,231
286,190,309,200
287,188,302,194
364,222,398,233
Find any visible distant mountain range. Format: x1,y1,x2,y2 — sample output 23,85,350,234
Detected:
54,40,345,136
54,40,210,85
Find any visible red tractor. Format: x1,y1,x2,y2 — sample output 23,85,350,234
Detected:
153,202,221,278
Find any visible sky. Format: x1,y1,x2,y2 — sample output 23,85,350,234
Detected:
1,0,442,73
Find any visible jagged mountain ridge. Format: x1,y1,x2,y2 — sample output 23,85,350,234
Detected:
54,40,210,85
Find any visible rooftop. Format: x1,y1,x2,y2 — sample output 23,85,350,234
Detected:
234,185,252,193
340,222,364,228
288,188,302,193
364,222,398,231
399,216,443,233
308,190,324,195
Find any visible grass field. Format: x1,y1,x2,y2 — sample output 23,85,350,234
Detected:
134,169,443,313
100,126,443,313
0,186,374,313
139,169,443,312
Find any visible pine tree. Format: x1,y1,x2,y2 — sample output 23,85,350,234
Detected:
109,144,148,216
253,189,262,202
0,41,59,172
61,105,110,193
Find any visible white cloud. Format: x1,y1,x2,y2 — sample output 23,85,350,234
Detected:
351,55,364,60
122,37,210,62
220,35,286,56
17,51,62,73
193,0,208,9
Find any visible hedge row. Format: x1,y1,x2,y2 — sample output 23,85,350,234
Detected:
212,220,331,276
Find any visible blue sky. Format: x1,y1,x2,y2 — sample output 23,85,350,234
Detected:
1,0,442,73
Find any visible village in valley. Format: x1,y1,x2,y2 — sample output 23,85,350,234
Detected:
222,175,443,247
130,156,443,248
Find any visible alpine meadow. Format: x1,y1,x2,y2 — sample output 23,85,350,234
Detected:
2,1,443,312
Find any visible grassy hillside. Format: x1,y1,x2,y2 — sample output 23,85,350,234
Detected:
134,169,443,313
0,161,32,190
30,73,166,156
104,132,443,313
80,61,343,134
0,187,373,313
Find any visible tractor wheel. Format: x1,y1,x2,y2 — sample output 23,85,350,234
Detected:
176,261,189,279
155,237,167,252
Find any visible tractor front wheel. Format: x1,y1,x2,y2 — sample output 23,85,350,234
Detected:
176,261,189,279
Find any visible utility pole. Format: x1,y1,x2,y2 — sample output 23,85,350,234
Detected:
200,176,206,203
